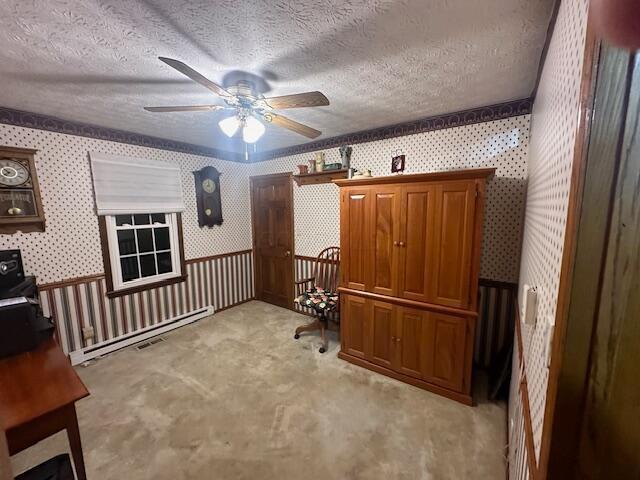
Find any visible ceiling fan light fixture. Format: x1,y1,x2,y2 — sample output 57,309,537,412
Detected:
219,115,240,137
242,115,265,143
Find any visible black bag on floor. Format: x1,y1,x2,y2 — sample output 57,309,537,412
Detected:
15,454,74,480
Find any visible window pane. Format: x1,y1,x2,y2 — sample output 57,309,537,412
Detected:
151,213,166,224
140,254,157,278
157,252,172,274
134,214,150,225
154,227,171,251
117,230,136,255
137,228,154,253
115,215,132,226
121,257,139,282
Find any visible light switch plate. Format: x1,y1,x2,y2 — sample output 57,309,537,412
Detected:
544,317,555,367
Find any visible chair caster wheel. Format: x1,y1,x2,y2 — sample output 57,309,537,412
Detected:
294,334,300,339
319,347,326,354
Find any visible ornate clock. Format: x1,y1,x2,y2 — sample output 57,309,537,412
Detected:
193,166,223,227
0,146,45,234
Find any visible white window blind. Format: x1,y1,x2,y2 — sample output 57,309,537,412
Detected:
89,152,185,215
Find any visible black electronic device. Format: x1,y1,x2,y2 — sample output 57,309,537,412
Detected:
0,271,55,358
0,248,24,290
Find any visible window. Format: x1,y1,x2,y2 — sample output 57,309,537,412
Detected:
102,212,185,295
89,151,187,297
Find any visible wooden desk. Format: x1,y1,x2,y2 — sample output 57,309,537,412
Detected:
0,338,89,479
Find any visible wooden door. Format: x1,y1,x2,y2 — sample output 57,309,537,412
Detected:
251,173,294,309
340,188,371,290
394,307,427,379
341,294,368,359
423,312,467,392
430,181,477,308
369,186,401,296
398,184,436,303
366,299,395,369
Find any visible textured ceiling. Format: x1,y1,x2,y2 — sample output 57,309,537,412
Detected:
0,0,553,154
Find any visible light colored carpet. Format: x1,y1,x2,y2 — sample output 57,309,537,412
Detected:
11,301,507,479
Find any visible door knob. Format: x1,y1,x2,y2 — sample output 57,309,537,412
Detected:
285,250,291,257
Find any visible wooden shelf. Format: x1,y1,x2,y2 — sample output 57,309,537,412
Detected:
293,168,348,186
333,167,496,187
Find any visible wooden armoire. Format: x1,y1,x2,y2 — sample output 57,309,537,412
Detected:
335,168,495,405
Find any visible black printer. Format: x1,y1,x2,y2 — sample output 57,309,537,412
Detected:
0,249,54,358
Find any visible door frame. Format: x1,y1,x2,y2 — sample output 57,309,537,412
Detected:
542,41,640,478
249,172,295,308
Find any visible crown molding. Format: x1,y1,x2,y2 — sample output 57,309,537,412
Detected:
0,98,532,164
0,106,245,162
250,98,532,162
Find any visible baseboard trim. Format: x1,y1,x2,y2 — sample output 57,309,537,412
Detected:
69,305,214,365
215,297,255,313
338,350,473,406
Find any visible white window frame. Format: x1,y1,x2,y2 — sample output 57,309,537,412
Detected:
104,212,183,292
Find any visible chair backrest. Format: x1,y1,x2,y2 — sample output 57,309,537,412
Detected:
314,247,340,293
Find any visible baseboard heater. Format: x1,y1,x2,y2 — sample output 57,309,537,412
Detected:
69,305,215,366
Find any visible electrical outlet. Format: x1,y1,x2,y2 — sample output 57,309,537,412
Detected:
82,326,94,341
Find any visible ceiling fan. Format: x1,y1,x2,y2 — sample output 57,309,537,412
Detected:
144,57,329,143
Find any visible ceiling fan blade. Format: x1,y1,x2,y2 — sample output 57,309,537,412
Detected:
264,113,321,139
158,57,233,98
144,105,226,112
261,91,329,109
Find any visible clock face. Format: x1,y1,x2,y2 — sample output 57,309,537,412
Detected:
202,178,216,193
0,159,29,187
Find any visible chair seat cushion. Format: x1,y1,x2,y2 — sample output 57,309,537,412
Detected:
294,287,339,313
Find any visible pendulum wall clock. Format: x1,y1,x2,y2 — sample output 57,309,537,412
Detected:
193,166,223,227
0,146,45,234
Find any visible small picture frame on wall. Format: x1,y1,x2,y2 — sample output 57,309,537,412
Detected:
391,150,405,174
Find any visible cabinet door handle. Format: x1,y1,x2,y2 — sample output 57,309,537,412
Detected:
398,241,405,247
393,241,399,246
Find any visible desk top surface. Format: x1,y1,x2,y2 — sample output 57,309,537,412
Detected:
0,337,89,430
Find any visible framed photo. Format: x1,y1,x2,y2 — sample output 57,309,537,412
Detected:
391,154,405,173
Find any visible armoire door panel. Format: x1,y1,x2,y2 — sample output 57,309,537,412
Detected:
423,312,467,392
430,181,476,308
398,185,435,303
340,189,370,291
395,307,426,379
369,188,400,296
341,294,368,359
367,300,395,368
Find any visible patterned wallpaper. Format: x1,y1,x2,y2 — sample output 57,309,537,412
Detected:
0,124,253,284
252,115,530,283
509,0,589,473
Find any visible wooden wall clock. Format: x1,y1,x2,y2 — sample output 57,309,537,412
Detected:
0,146,45,234
193,166,223,227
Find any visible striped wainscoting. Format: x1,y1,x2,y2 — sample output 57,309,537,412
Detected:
295,255,517,368
475,280,517,368
38,250,254,355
